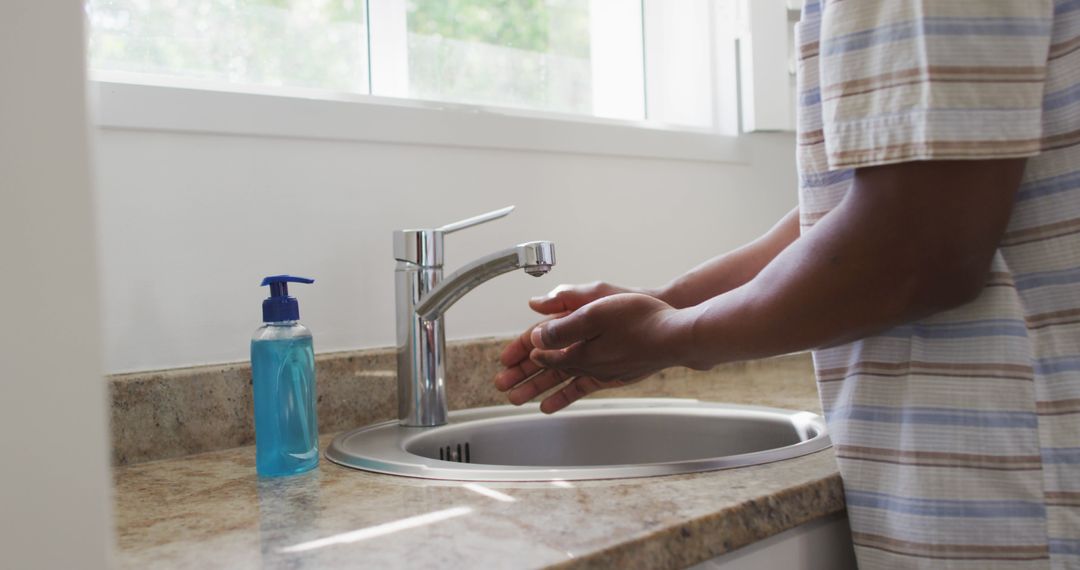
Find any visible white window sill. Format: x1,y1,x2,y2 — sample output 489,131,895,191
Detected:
89,75,748,164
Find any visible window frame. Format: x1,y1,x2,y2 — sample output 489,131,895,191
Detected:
85,0,792,163
90,73,748,164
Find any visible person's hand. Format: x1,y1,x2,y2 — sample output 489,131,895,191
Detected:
527,281,660,316
494,293,691,413
493,281,656,413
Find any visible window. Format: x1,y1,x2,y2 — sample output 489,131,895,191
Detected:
87,0,370,93
377,0,644,120
87,1,782,134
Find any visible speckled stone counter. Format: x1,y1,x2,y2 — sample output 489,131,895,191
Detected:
112,346,844,569
109,339,826,466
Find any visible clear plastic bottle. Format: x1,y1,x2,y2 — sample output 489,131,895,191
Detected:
252,275,318,477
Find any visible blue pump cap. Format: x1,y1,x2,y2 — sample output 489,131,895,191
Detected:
260,275,314,322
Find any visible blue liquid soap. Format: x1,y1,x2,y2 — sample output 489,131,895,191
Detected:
252,330,318,476
252,276,319,477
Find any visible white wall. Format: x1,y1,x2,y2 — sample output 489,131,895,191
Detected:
93,124,797,373
0,2,114,568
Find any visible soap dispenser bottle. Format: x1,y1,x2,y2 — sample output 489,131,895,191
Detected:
252,275,319,477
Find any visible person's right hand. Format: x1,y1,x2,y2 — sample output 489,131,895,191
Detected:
527,281,658,316
493,282,664,413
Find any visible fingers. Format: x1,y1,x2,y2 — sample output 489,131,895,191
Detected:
529,284,585,315
529,282,614,315
498,326,535,368
529,345,580,370
531,308,601,350
541,377,605,414
507,368,574,405
500,312,573,367
493,358,542,392
496,315,568,391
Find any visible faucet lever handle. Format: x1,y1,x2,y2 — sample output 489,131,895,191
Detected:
439,205,515,234
395,206,515,267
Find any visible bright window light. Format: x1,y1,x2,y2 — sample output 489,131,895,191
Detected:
369,0,643,120
462,483,518,502
87,0,369,93
86,0,741,132
278,506,473,553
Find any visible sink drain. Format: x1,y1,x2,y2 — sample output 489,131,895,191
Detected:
438,442,471,463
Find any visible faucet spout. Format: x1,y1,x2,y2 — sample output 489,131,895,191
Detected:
415,241,555,321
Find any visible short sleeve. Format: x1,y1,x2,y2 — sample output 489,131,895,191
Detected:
818,0,1055,170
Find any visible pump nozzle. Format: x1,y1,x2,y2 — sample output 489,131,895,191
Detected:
260,275,315,323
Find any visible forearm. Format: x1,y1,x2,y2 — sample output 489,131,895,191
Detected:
516,159,1024,408
658,207,801,309
678,217,927,367
673,160,1023,369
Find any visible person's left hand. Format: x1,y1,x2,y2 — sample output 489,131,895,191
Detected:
494,293,691,413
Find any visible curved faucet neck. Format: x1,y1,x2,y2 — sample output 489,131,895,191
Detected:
414,241,555,321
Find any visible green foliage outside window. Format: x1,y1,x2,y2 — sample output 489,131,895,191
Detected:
88,0,368,91
407,0,589,58
405,0,593,114
87,0,596,115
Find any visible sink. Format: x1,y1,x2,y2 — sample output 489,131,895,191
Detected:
326,399,830,481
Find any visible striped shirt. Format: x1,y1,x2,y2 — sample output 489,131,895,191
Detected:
796,0,1080,567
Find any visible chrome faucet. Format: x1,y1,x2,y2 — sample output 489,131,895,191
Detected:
394,206,556,427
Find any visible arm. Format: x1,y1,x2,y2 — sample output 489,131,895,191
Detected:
527,206,800,315
523,159,1025,410
676,158,1024,364
493,207,798,407
659,207,800,308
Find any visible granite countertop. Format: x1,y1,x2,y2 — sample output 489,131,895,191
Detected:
112,351,844,569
